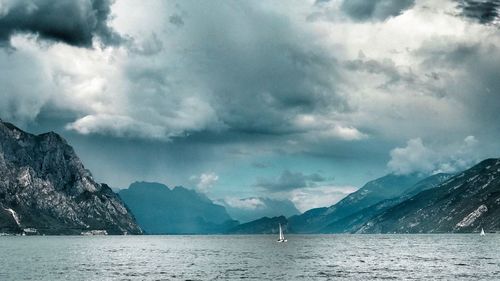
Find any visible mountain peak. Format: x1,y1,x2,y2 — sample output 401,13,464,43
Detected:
129,181,170,191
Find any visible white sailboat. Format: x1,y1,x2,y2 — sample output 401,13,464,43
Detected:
277,223,287,243
480,228,485,236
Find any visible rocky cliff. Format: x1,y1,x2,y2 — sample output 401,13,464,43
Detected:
0,120,141,235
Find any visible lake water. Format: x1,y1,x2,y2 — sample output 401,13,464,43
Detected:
0,234,498,280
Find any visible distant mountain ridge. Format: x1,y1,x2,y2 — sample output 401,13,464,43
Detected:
0,120,141,235
227,216,288,234
232,172,459,234
221,197,300,223
288,173,425,233
2,119,498,236
320,173,453,233
119,182,238,234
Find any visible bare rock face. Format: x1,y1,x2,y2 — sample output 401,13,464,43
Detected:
0,120,142,235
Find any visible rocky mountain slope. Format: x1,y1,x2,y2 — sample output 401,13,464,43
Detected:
359,159,500,233
288,173,424,233
320,173,452,233
0,120,141,235
119,182,238,234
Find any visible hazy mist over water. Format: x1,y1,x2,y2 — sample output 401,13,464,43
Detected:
0,235,498,280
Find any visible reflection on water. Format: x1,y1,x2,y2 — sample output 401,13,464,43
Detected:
0,234,499,280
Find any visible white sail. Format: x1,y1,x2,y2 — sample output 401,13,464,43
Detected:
277,223,287,242
480,228,485,236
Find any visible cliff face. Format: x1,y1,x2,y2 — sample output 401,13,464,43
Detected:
0,120,141,235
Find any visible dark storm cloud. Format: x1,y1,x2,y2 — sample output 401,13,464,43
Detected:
0,0,119,47
169,14,184,27
344,57,408,86
113,1,348,138
343,55,448,98
415,40,500,142
210,48,342,135
339,0,415,21
3,0,500,201
457,0,500,24
255,170,326,192
189,9,345,135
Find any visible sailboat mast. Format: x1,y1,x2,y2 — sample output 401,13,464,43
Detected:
277,223,287,242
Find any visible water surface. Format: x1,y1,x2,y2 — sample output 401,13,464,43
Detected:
0,234,498,280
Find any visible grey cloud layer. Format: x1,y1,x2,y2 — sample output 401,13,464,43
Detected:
1,0,500,191
173,2,345,135
255,170,326,192
457,0,500,24
60,1,348,140
416,40,500,138
0,0,118,47
339,0,415,21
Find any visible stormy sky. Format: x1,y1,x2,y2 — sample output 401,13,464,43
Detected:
1,0,499,211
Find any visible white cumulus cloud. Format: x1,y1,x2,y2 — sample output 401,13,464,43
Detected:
290,185,358,212
191,172,219,193
388,136,481,175
223,197,266,210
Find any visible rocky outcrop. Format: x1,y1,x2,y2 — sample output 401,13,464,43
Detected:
0,120,141,235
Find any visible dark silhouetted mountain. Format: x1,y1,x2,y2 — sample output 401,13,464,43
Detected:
227,216,288,234
320,173,453,233
288,173,425,233
221,197,300,223
359,159,500,233
0,120,141,235
119,182,238,234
